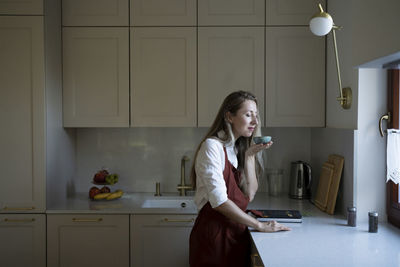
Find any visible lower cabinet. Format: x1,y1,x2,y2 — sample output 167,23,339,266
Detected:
0,214,46,267
47,214,129,267
250,237,264,267
131,214,196,267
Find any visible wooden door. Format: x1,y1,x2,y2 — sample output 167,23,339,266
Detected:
62,27,130,127
47,214,129,267
387,69,400,227
0,16,46,212
131,214,196,267
198,27,264,127
130,27,197,126
0,214,46,267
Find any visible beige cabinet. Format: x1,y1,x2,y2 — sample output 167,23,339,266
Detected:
250,237,264,267
62,0,129,26
47,214,129,267
265,27,325,127
198,0,265,26
266,0,326,25
131,27,197,126
63,27,130,127
198,27,265,127
131,0,196,26
0,16,46,213
0,0,43,15
0,214,46,267
131,214,196,267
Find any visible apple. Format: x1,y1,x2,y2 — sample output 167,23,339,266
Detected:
93,169,109,183
89,186,101,199
100,186,111,193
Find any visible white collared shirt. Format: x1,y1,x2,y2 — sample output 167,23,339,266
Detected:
193,133,238,210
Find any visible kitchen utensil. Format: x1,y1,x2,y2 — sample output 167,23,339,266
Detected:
326,154,344,214
289,161,312,199
314,162,334,211
253,136,272,144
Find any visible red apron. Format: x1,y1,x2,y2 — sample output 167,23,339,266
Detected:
189,147,251,267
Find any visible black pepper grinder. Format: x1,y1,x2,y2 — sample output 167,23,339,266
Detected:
368,211,378,233
347,207,356,227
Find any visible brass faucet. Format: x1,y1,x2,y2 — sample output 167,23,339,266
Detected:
177,156,193,196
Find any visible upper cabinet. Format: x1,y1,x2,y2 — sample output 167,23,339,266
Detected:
198,0,265,26
266,0,326,25
63,27,130,127
131,27,197,126
265,27,325,127
0,0,43,15
131,0,196,26
198,27,265,127
0,16,46,212
62,0,129,26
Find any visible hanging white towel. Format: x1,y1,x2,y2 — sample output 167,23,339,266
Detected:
387,129,400,184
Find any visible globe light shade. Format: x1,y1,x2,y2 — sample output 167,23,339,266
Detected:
309,15,333,36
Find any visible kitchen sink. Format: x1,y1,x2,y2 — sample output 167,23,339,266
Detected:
141,197,196,209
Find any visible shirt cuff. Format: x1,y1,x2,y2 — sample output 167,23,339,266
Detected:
208,188,228,208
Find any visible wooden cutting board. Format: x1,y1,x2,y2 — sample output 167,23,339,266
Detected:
315,162,334,212
326,154,344,215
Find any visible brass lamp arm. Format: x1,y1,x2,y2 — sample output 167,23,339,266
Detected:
331,26,352,109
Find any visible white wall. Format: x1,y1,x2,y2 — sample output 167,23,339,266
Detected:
45,0,76,203
355,68,387,222
73,127,311,195
326,0,400,129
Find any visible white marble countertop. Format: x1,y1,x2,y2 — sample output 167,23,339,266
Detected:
46,192,197,214
247,194,400,267
47,192,400,266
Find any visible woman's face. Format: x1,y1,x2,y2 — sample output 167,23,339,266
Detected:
227,100,258,140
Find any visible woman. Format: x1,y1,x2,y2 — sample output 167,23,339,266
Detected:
189,91,290,267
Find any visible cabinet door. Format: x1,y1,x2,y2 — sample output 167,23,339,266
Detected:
198,27,264,127
131,27,197,126
265,27,325,127
0,0,43,15
47,214,129,267
131,214,196,267
62,0,129,26
131,0,196,26
198,0,265,26
250,237,264,267
0,214,46,267
266,0,326,25
0,16,45,213
63,27,129,127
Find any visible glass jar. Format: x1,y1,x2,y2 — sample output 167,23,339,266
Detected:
347,207,356,227
368,211,378,233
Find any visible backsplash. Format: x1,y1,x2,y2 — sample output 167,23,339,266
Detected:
74,127,311,194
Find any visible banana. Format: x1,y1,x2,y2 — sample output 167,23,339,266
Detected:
106,190,123,200
93,193,111,200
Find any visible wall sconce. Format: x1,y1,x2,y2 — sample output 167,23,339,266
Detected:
309,3,352,110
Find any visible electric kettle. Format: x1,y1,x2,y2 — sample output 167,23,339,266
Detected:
289,161,312,199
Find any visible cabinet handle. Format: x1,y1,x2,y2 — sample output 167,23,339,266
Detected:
72,218,103,222
3,206,35,211
3,218,35,223
163,218,194,223
251,253,263,267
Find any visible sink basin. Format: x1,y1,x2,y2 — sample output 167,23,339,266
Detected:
141,197,196,209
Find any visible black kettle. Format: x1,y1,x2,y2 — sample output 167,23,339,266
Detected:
289,161,312,199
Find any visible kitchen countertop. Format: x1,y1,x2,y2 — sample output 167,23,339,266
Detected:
47,192,400,266
247,194,400,267
46,192,197,214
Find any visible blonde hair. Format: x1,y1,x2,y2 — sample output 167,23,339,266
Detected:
190,91,264,191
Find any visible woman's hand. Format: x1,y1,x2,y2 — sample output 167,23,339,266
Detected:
255,220,291,232
245,141,273,158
